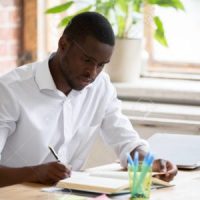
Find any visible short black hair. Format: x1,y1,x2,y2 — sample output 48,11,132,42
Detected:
63,12,115,46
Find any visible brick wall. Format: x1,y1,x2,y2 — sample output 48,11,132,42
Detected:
0,0,22,75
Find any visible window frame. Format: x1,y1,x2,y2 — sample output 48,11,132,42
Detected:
143,4,200,79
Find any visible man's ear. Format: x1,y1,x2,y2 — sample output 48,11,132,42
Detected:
58,35,71,52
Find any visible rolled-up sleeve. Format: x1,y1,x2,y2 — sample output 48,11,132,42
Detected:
101,77,149,168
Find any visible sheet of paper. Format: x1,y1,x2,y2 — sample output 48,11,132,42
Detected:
41,187,65,193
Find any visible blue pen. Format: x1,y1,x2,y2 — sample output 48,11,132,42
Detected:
135,153,154,195
127,163,132,191
132,151,139,195
127,153,134,195
126,152,134,166
142,152,151,168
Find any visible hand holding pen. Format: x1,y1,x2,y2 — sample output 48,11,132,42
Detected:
152,159,178,182
28,146,71,185
48,145,72,171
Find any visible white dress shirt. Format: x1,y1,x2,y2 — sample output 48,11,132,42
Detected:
0,56,148,170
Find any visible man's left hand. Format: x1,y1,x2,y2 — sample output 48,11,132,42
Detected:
152,159,178,182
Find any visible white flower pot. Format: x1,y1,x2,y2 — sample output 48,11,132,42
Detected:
105,38,142,83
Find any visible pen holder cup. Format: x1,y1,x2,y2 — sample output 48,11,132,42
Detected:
128,165,152,200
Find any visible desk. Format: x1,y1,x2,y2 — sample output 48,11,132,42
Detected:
0,169,200,200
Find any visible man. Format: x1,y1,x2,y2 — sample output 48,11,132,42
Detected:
0,12,177,187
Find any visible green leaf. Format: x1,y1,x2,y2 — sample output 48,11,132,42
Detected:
133,0,143,12
95,1,114,16
117,15,126,38
45,2,74,14
153,16,168,47
147,0,184,10
116,0,128,13
58,16,73,27
58,5,93,27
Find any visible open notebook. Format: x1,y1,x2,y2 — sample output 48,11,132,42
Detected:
56,171,129,194
56,165,173,194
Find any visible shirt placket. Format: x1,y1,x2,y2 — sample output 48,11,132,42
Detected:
58,97,73,165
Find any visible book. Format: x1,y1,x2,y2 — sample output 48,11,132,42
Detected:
56,171,129,194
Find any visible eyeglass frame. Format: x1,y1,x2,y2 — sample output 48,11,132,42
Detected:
70,37,110,69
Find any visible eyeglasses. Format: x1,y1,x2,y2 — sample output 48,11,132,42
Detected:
72,39,107,69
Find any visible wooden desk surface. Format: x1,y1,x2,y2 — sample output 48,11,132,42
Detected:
0,169,200,200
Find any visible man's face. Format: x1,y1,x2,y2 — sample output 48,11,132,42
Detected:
59,35,114,91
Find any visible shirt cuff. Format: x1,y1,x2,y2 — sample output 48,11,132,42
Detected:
119,139,149,168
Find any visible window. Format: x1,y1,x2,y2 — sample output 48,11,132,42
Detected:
39,0,200,81
144,0,200,79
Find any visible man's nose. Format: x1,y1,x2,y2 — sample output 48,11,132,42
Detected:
87,63,98,78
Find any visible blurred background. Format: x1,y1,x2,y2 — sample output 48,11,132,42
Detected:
0,0,200,168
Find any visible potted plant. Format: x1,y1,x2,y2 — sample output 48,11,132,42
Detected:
46,0,184,82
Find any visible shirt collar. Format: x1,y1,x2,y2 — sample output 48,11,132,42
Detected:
35,55,57,91
35,55,94,93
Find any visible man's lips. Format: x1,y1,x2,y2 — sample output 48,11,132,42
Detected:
79,76,93,85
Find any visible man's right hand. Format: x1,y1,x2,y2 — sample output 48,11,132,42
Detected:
31,161,71,184
0,162,71,187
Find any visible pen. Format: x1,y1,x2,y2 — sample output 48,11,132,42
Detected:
126,152,134,166
132,151,139,195
127,152,136,195
48,145,60,161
